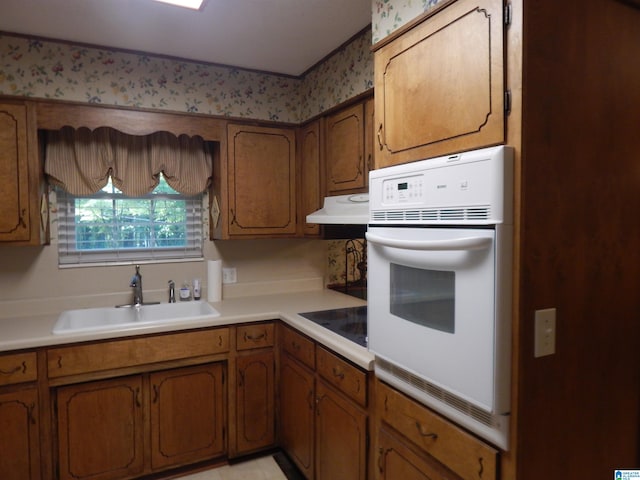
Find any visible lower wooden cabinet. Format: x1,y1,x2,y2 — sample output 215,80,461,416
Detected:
316,379,367,480
150,364,225,470
375,380,497,480
55,363,225,480
56,376,144,480
280,351,315,479
278,325,368,480
0,388,41,480
376,427,461,480
235,350,275,454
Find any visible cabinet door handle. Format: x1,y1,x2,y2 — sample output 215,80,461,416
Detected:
306,390,314,410
152,384,159,404
27,403,37,425
415,421,438,440
332,366,345,380
230,208,237,225
377,123,383,150
135,387,142,408
0,361,26,376
238,370,245,387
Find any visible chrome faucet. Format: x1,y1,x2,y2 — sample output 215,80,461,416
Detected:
168,280,176,303
130,265,143,306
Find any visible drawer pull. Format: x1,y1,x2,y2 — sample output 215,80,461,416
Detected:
415,421,438,440
332,367,345,380
291,341,300,351
0,361,26,376
244,332,266,342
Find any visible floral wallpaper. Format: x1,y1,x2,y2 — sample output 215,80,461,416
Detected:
0,28,372,124
372,0,450,44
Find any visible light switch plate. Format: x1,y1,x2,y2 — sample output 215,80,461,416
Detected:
534,308,556,357
222,267,237,284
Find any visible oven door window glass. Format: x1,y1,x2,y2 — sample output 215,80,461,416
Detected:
390,263,455,333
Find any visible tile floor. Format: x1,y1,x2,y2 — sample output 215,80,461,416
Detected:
176,456,287,480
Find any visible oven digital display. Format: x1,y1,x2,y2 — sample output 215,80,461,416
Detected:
398,182,408,191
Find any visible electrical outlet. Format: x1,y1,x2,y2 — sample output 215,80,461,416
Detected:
222,267,237,284
534,308,556,358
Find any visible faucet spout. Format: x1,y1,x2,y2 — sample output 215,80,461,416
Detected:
168,280,176,303
130,265,143,306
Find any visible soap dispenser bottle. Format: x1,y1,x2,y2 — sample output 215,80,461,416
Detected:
179,280,191,301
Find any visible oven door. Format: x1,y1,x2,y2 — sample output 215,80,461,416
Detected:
366,225,511,414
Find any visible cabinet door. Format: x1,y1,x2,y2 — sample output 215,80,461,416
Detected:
315,380,367,480
374,0,505,168
376,427,461,480
0,388,40,480
325,102,366,194
150,363,225,470
236,351,275,454
56,376,144,480
279,352,315,479
298,120,321,236
227,124,296,236
0,103,31,242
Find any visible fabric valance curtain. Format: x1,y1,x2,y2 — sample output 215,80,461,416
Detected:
45,126,213,196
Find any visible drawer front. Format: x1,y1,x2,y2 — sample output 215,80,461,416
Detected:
0,352,37,386
316,346,366,407
48,328,230,378
281,325,315,369
236,322,275,350
377,381,497,480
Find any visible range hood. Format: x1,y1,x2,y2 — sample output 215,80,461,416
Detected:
306,193,369,225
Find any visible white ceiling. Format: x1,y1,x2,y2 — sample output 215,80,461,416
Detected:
0,0,372,76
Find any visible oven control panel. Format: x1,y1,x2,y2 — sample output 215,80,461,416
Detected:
383,174,424,204
369,145,514,225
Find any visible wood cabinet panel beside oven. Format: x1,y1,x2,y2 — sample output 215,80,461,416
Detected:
373,0,505,168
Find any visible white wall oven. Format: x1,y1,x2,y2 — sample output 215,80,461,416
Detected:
367,145,514,449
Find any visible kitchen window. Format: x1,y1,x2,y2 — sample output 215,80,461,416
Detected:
44,126,213,266
55,175,203,265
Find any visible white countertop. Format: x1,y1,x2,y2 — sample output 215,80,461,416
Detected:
0,289,373,370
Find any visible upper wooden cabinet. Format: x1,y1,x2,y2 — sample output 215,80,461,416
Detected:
0,101,47,245
297,120,322,236
374,0,505,168
325,102,367,194
221,124,297,238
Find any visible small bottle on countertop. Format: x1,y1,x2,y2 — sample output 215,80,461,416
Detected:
193,278,201,300
180,280,191,301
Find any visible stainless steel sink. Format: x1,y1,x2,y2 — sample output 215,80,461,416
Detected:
53,301,220,335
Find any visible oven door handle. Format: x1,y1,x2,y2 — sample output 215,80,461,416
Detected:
365,232,492,251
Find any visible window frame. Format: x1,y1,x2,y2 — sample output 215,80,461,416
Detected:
55,177,204,267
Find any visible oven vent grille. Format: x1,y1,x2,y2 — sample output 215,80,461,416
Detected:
371,205,491,223
376,357,496,428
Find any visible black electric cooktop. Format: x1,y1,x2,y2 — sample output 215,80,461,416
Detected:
298,305,367,347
